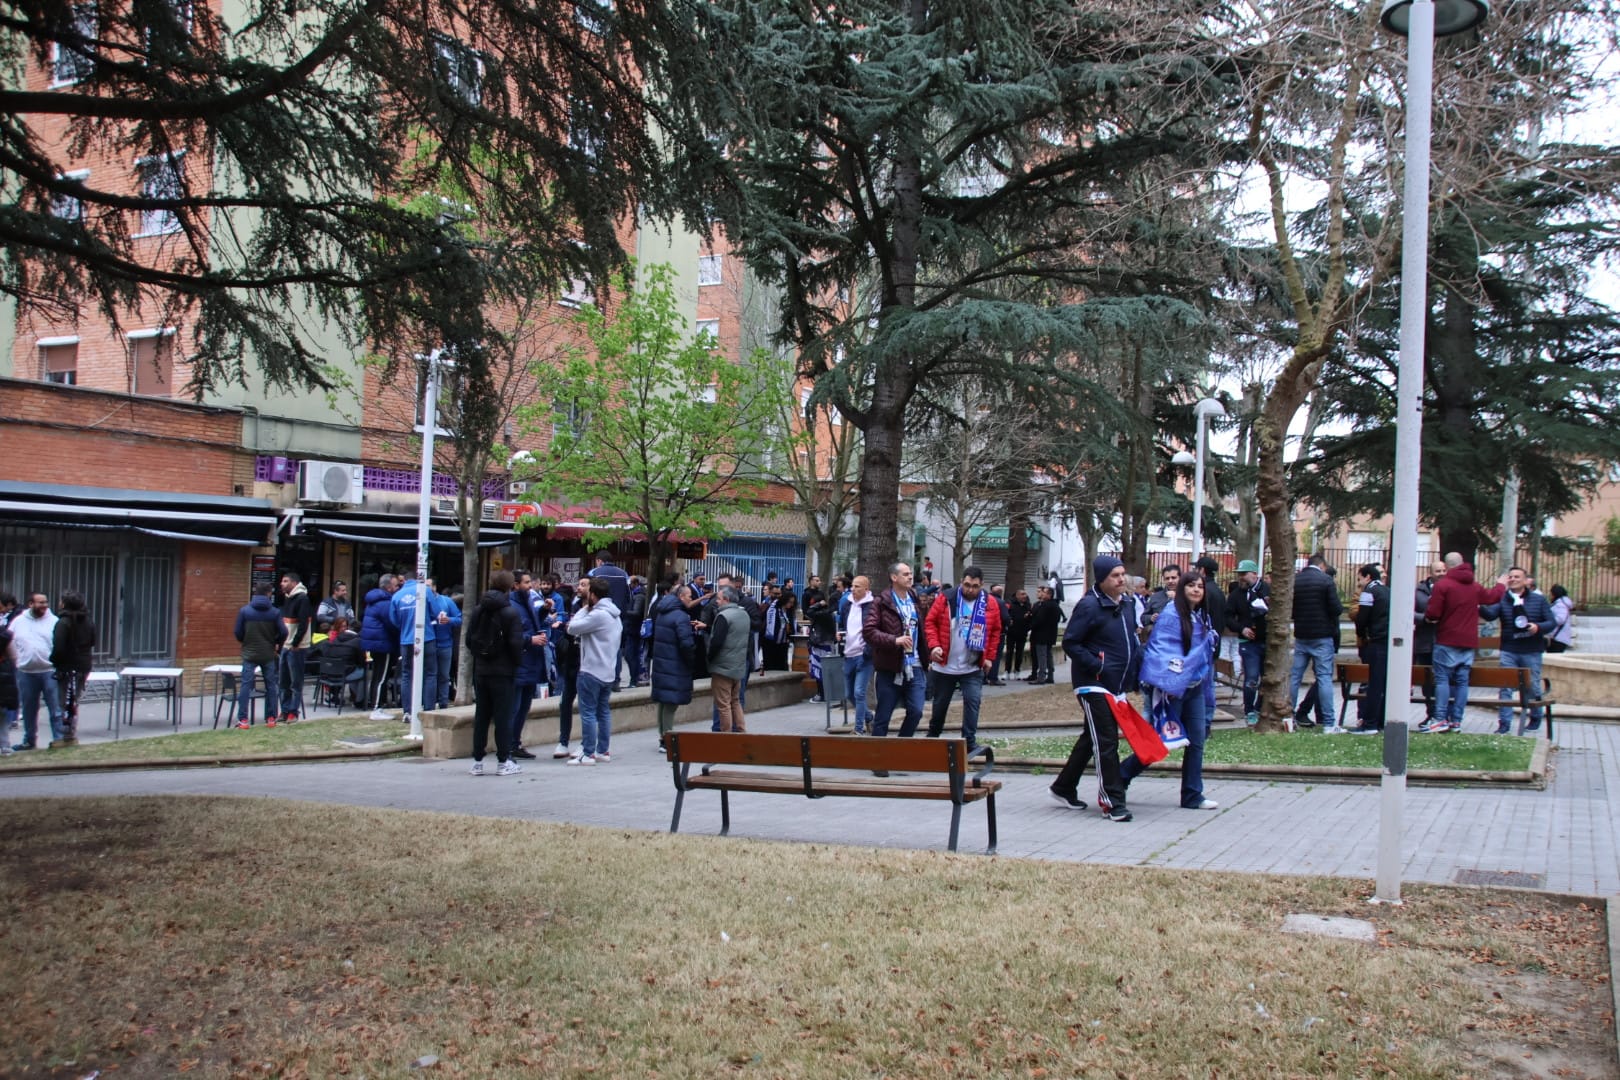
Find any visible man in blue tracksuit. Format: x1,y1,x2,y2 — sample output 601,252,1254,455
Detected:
428,580,462,710
1481,566,1553,733
1050,555,1141,822
588,553,632,689
391,577,437,718
510,571,549,758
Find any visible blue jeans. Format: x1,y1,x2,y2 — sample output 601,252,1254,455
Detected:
927,669,984,747
237,660,280,722
576,671,612,756
1497,649,1545,729
843,653,872,731
1432,643,1474,726
1238,638,1265,714
1288,638,1337,727
872,665,925,737
434,644,455,708
623,631,644,685
1121,689,1208,807
16,669,63,745
277,649,308,718
398,646,438,716
512,682,538,746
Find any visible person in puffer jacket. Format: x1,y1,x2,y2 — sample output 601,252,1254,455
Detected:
233,584,285,726
360,574,400,710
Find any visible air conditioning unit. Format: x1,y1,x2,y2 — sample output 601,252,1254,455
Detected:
297,461,364,505
508,480,532,495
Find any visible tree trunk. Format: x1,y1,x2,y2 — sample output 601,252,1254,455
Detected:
855,381,910,581
456,492,483,707
1006,502,1031,593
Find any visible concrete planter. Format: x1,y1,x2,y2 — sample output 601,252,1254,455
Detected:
419,671,810,760
1542,653,1620,711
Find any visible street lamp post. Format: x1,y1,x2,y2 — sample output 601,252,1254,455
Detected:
405,349,447,742
1191,397,1225,563
1374,0,1488,904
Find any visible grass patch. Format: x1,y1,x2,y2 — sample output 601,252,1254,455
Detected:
0,716,412,768
984,730,1537,772
0,797,1610,1078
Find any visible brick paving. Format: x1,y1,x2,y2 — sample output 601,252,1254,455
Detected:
3,678,1616,897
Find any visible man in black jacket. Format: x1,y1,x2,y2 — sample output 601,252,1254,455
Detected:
1288,554,1345,731
1352,564,1391,732
466,570,526,776
985,584,1012,685
1225,560,1269,726
1050,555,1140,822
1027,586,1062,683
1004,589,1033,678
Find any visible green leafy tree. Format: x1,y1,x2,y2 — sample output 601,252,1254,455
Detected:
0,0,723,393
518,264,777,582
710,0,1232,579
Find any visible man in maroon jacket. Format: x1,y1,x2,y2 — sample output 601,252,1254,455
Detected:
864,562,925,742
1421,552,1509,733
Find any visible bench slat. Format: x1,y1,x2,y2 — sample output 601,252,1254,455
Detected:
668,731,971,774
690,769,999,802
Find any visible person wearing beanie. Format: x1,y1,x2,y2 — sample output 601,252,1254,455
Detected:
1050,555,1142,822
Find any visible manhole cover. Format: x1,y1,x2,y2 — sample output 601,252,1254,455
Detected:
1453,869,1546,889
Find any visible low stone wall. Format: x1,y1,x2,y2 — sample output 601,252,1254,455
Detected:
420,672,810,760
1541,653,1620,708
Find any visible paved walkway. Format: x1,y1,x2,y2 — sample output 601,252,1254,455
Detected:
4,677,1616,898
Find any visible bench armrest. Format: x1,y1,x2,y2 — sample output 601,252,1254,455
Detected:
969,743,995,786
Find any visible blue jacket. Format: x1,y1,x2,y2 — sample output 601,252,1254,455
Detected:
512,588,547,684
648,591,697,705
391,580,437,646
1139,605,1217,700
360,587,397,654
234,594,287,664
1482,589,1554,654
589,560,632,610
430,592,462,651
1062,588,1141,694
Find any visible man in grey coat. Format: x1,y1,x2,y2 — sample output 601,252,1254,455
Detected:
707,585,753,732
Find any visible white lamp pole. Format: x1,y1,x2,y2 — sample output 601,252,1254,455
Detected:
405,349,445,742
1191,397,1225,563
1374,0,1488,904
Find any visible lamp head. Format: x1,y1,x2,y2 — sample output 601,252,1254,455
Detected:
1381,0,1488,37
1171,451,1197,467
1194,397,1226,420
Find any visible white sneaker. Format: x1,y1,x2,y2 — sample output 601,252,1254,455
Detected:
567,753,596,767
498,760,523,776
552,743,570,758
1190,798,1219,810
594,751,612,763
1324,726,1347,735
469,760,484,776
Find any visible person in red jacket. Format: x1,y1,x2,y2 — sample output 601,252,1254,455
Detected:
923,566,1002,751
1421,552,1509,733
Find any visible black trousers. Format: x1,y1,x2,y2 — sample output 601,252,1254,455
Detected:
1008,635,1028,674
472,674,515,763
1052,690,1127,811
1358,641,1388,730
1414,650,1435,719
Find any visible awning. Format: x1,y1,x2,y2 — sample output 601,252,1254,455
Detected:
298,510,521,548
967,525,1046,552
0,481,276,546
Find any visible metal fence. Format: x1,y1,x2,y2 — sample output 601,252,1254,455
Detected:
1291,546,1620,609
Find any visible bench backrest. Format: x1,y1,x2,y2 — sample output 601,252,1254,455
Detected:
1462,666,1532,692
666,732,971,775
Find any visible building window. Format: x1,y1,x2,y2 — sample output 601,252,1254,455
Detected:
695,318,719,341
558,276,592,308
552,400,589,442
143,0,193,57
432,34,484,106
51,4,97,86
129,329,175,396
698,255,723,286
136,152,184,236
569,101,606,166
698,384,718,404
52,170,89,222
39,339,79,385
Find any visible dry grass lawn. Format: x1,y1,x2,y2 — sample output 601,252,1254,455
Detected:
0,797,1611,1079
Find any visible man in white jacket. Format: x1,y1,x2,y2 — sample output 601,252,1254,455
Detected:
564,577,622,765
11,593,60,751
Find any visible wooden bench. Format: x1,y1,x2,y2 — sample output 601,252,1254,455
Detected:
1334,662,1436,728
1336,662,1555,737
664,732,1000,854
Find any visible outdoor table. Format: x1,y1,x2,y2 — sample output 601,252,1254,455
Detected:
199,663,243,728
116,667,184,732
87,671,121,736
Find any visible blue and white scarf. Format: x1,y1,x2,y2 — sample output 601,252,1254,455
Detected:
893,592,919,666
956,588,989,653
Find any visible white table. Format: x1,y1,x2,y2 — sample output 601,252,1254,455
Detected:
86,671,121,735
199,663,241,728
116,667,184,733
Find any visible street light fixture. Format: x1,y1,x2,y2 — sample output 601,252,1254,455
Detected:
1373,0,1488,905
1191,397,1225,563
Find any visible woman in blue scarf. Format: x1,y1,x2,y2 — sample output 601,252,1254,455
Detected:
1127,572,1219,810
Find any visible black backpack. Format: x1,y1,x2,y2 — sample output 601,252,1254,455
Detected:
469,607,506,660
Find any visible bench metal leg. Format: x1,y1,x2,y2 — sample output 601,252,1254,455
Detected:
670,788,686,834
985,793,998,856
947,802,961,853
719,789,731,836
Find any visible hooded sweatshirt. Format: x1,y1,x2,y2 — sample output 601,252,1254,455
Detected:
1425,564,1507,649
566,596,622,683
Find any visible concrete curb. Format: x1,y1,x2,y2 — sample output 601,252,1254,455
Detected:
0,740,420,777
995,739,1549,789
1609,898,1620,1077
